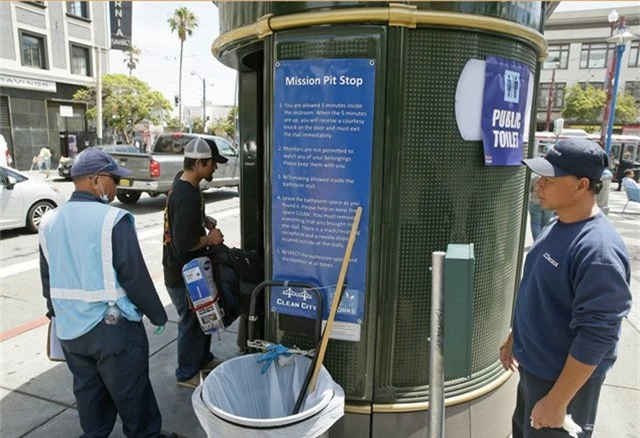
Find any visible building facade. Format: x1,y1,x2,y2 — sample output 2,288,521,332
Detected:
538,6,640,132
0,1,109,170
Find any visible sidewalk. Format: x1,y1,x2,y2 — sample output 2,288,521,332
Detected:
0,189,638,437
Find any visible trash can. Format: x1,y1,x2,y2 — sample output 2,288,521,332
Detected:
597,168,613,215
192,354,344,438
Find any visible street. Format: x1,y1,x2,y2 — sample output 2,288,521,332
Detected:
0,173,241,337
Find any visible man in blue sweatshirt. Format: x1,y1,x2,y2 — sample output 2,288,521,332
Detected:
500,138,632,437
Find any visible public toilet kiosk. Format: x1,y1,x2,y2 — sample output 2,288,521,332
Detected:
212,2,551,436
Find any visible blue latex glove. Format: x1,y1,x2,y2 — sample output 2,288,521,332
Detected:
256,344,291,374
153,325,165,335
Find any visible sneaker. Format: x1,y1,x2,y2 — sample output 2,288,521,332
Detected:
201,357,223,372
177,373,202,389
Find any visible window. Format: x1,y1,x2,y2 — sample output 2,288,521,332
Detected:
578,82,604,91
580,43,615,69
1,167,28,184
629,41,639,68
21,1,46,7
70,44,90,76
543,44,570,69
19,30,47,69
537,83,566,109
66,1,88,19
624,81,640,102
212,138,237,157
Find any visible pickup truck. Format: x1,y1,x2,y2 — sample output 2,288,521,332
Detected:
108,133,240,204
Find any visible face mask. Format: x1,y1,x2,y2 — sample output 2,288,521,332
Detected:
98,182,109,203
93,177,109,203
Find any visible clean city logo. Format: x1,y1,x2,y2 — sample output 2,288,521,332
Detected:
543,252,559,267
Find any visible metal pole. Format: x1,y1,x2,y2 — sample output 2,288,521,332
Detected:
95,47,103,145
428,251,446,438
605,43,625,157
202,78,206,133
545,68,555,132
600,20,619,149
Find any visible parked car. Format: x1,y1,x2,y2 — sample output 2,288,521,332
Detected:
57,156,74,180
0,165,66,233
108,133,240,204
98,144,141,154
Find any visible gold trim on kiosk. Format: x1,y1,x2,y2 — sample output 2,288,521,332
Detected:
371,370,513,413
212,5,547,61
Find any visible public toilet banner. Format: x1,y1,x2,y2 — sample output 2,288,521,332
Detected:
481,56,530,166
271,58,376,341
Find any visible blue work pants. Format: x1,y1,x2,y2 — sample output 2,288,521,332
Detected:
166,285,214,381
528,202,554,241
61,320,161,438
512,366,605,438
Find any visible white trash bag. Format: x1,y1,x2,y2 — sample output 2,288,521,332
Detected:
192,354,345,438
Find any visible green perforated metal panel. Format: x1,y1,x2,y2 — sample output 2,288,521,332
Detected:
374,28,536,402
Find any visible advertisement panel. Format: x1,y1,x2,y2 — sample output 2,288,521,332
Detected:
110,1,132,50
271,58,376,341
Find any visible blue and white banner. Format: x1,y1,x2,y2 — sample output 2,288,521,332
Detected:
481,56,530,166
271,59,375,334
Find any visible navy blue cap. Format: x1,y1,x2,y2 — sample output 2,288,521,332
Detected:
522,138,608,181
71,148,132,178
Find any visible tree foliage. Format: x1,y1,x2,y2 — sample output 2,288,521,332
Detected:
168,7,198,129
211,106,238,138
165,116,181,132
613,91,639,125
123,45,141,76
73,74,171,143
191,116,204,134
562,84,606,126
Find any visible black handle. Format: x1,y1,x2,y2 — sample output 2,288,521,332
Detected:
247,280,323,345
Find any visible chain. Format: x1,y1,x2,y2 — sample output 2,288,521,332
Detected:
246,339,316,357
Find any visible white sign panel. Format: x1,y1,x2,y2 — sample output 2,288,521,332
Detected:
455,59,533,143
0,74,57,92
60,106,73,117
60,105,73,117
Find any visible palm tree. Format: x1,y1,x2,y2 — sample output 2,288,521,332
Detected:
168,7,198,130
123,45,141,76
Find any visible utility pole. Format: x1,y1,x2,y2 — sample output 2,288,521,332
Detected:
545,68,556,132
191,71,206,133
202,79,206,129
95,46,103,145
600,11,622,148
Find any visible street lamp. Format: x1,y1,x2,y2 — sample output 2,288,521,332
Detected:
599,10,621,148
191,71,206,131
604,21,638,156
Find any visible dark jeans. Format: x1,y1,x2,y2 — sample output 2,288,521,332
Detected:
61,320,161,438
166,284,214,381
513,367,605,438
528,202,554,241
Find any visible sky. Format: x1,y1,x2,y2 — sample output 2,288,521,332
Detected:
107,1,640,109
107,2,236,108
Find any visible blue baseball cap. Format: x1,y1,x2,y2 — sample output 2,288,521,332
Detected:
522,138,608,181
71,148,132,178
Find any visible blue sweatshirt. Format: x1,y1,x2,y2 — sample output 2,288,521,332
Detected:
513,211,631,381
